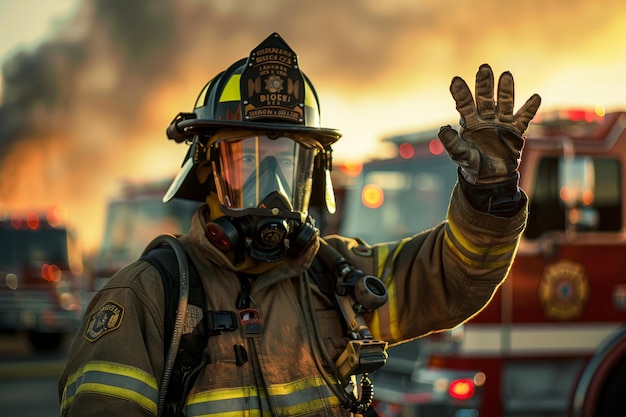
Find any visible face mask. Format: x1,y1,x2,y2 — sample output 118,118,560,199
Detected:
211,132,317,215
204,191,318,263
242,156,292,209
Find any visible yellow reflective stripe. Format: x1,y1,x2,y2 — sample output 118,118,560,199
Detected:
375,244,389,281
77,383,156,412
384,240,408,340
269,375,327,395
187,386,266,416
219,74,241,102
60,361,158,415
445,217,517,268
186,376,339,416
269,376,340,415
275,396,341,415
369,244,388,339
188,385,262,403
192,411,267,417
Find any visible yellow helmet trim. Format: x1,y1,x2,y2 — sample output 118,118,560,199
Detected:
304,79,318,114
219,74,241,103
194,81,211,109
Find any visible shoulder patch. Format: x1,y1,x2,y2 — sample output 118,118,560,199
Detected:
83,301,125,342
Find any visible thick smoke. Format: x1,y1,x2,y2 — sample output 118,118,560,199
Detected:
0,0,449,253
0,0,624,253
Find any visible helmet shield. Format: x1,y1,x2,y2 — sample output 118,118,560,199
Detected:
211,130,318,215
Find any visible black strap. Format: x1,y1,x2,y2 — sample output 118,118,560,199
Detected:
140,244,208,417
140,247,205,351
309,256,337,298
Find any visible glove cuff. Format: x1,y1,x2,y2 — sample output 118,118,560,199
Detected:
457,168,525,217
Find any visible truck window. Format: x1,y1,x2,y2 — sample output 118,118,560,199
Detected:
340,156,456,244
100,198,199,265
0,229,70,268
526,156,622,239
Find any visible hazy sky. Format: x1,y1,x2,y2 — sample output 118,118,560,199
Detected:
0,0,78,64
1,0,626,252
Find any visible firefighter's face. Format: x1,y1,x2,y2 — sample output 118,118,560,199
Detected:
239,137,297,190
211,130,318,214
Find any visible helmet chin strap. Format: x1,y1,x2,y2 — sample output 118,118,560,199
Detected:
205,192,225,222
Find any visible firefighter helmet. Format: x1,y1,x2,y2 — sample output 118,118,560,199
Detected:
163,32,341,210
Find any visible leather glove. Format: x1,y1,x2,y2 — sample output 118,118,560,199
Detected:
438,64,541,185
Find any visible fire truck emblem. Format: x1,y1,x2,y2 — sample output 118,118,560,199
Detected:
538,261,589,320
83,301,125,342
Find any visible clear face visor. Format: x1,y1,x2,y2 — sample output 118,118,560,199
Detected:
211,131,319,215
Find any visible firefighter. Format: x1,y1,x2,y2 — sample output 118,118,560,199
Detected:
58,32,541,417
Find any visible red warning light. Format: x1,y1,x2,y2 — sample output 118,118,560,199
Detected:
429,139,445,155
449,378,475,400
26,212,40,230
10,216,23,229
41,264,62,282
46,206,64,227
399,143,415,159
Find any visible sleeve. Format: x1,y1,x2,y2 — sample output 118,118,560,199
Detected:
327,182,527,345
58,261,166,417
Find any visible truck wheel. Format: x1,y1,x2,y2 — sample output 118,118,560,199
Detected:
28,331,64,352
595,352,626,416
571,326,626,417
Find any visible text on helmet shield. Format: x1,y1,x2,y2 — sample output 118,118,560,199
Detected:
242,33,305,124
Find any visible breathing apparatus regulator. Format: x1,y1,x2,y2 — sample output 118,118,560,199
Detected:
315,238,389,414
163,32,341,263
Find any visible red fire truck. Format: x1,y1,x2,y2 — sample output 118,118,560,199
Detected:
0,207,84,351
338,108,626,416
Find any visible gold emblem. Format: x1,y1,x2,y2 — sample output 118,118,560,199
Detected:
83,301,125,342
538,261,589,320
265,75,284,93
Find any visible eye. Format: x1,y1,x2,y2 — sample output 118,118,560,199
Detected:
242,155,256,164
279,157,295,169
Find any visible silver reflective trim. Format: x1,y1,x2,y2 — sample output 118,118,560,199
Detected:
61,361,158,414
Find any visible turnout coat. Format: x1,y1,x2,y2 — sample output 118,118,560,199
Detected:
58,184,527,416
